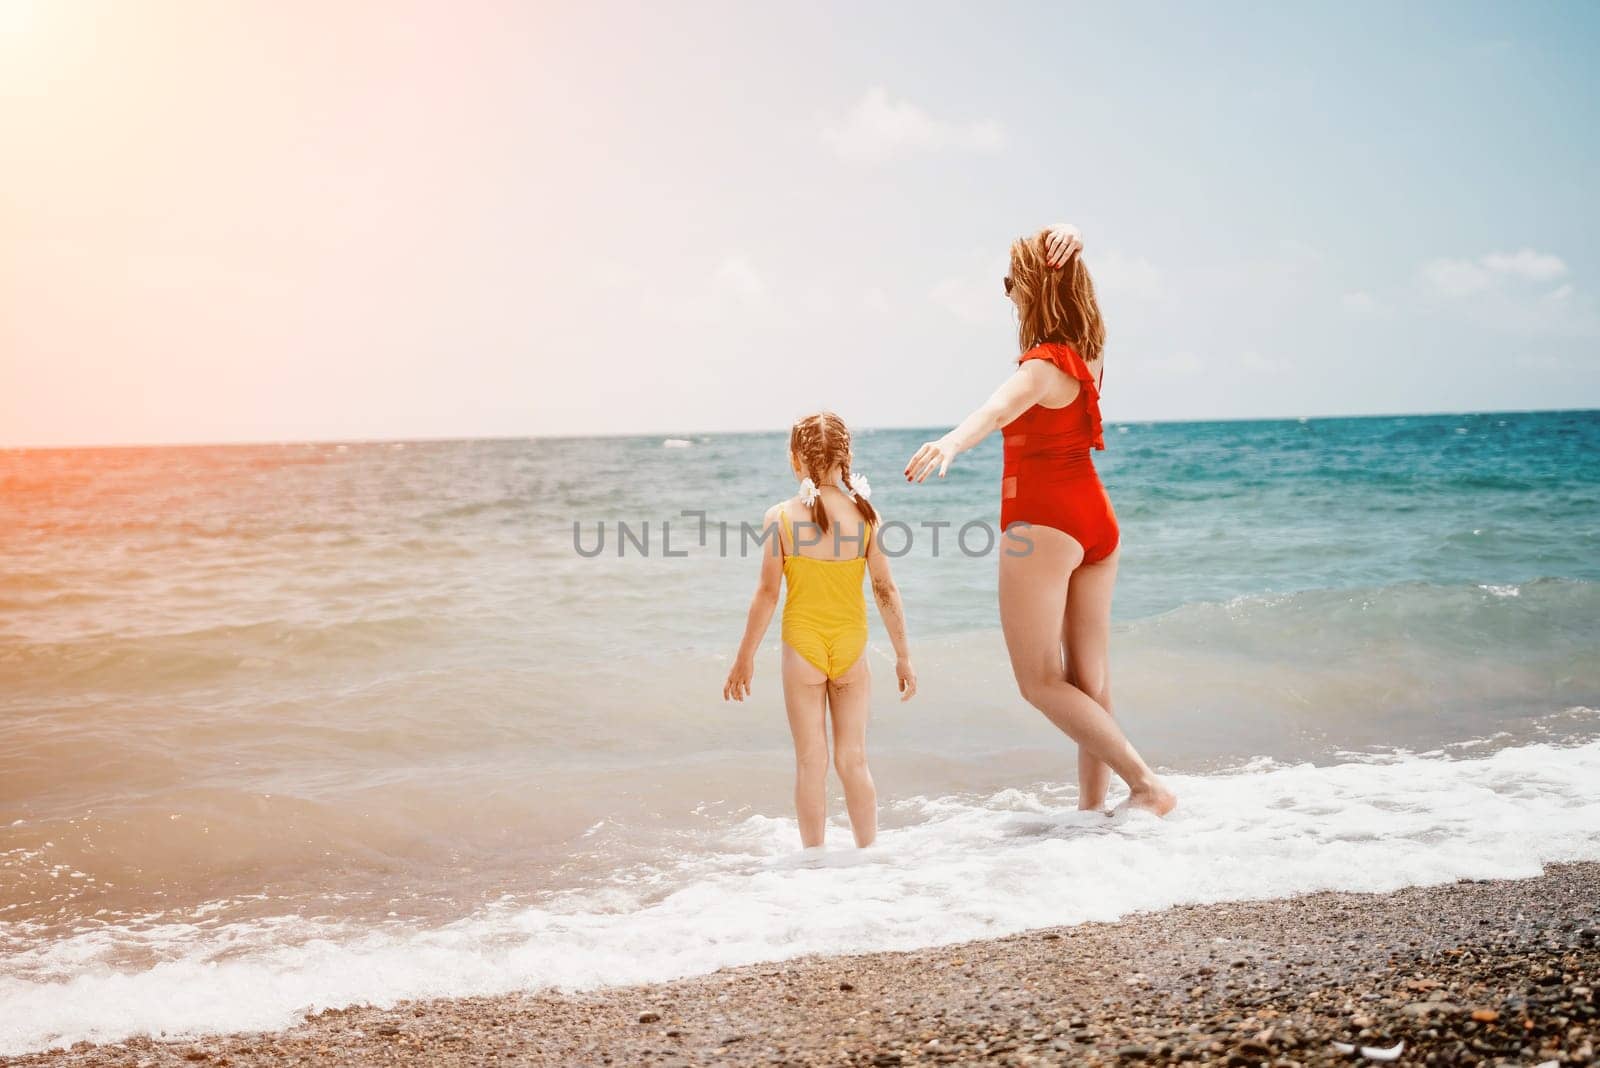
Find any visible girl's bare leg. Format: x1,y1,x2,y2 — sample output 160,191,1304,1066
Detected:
1065,547,1119,811
1000,527,1175,816
825,655,877,847
781,644,831,847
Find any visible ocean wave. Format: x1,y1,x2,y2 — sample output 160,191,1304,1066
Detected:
1123,577,1597,654
2,739,1596,1056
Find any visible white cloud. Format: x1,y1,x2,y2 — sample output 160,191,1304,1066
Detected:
1421,248,1569,297
1480,249,1567,282
1416,248,1596,338
1342,291,1377,312
1421,258,1492,297
821,87,1004,164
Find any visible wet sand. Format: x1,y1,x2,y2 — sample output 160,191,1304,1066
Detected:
8,863,1596,1067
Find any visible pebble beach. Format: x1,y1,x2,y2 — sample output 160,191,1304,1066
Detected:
8,863,1595,1067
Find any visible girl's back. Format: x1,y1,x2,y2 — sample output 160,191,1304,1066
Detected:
779,486,872,561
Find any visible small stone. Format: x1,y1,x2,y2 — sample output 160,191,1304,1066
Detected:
1471,1008,1499,1022
839,981,855,991
1116,1044,1151,1059
638,1012,661,1024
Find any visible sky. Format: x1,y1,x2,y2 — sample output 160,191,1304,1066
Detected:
2,1,1597,447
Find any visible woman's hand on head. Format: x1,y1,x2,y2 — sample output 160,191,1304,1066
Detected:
904,438,956,483
1045,223,1083,268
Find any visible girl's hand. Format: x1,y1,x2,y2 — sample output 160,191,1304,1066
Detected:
1045,223,1083,267
905,437,956,483
896,658,917,702
723,657,754,702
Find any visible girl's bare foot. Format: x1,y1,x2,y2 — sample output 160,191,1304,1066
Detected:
1126,781,1178,817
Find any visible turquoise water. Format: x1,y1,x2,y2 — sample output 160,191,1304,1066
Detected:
543,408,1600,639
2,409,1598,1053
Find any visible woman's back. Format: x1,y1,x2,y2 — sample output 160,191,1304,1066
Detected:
1001,342,1105,457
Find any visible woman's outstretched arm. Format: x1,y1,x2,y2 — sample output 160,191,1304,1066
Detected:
903,361,1072,483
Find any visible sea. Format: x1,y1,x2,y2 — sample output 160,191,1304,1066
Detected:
2,409,1597,1054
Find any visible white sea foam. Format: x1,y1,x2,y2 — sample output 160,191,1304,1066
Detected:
3,739,1599,1055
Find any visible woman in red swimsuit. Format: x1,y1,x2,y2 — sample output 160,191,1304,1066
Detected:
905,226,1176,817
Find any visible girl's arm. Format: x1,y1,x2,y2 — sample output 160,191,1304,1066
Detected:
904,361,1069,483
866,535,917,701
723,505,786,702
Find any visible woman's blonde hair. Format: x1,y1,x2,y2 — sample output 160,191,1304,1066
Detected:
1008,230,1105,361
788,411,878,535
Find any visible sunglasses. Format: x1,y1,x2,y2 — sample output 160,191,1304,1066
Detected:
1003,276,1014,296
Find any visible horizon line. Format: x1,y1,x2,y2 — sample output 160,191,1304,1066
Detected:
4,404,1596,453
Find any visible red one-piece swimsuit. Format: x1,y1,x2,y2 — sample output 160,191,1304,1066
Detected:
999,342,1119,564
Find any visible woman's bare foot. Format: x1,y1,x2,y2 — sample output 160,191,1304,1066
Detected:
1126,780,1178,817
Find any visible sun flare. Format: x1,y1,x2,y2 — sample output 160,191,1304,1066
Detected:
0,0,35,36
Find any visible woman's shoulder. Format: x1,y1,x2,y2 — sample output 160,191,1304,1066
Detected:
1019,341,1096,384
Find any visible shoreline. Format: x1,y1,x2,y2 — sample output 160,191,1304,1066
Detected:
6,864,1596,1067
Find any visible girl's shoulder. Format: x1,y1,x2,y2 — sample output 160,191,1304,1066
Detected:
764,500,794,528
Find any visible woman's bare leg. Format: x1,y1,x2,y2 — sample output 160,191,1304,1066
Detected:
826,655,877,847
1066,547,1118,811
1000,527,1175,816
781,643,831,847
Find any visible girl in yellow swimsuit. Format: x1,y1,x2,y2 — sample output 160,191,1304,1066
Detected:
722,412,917,849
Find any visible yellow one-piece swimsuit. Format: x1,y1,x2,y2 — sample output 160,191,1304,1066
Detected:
778,511,871,680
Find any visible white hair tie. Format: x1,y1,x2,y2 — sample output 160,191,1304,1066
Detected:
798,477,819,506
847,471,872,501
